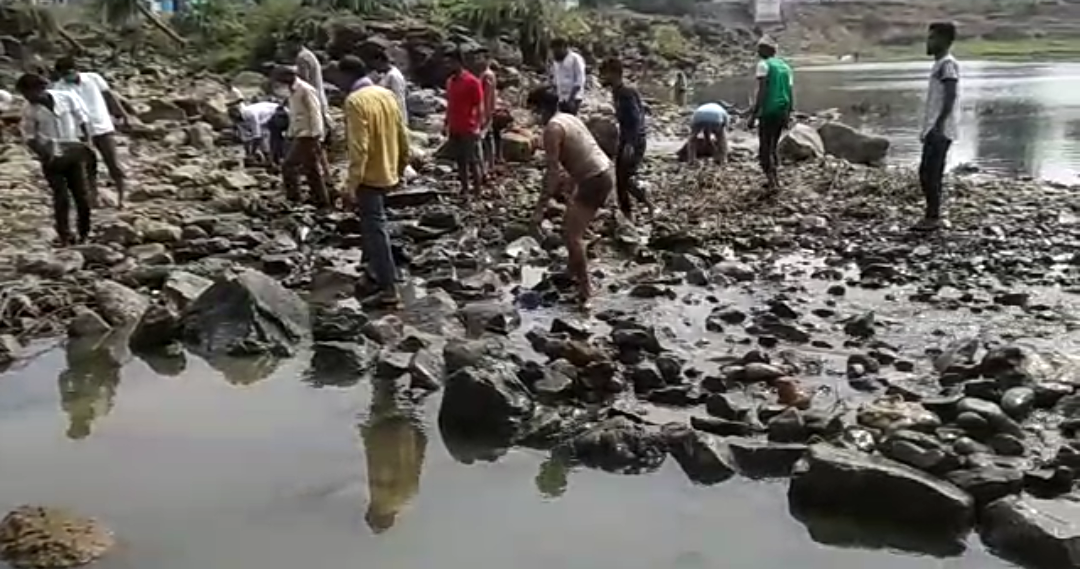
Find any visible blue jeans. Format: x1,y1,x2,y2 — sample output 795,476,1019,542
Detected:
357,187,398,290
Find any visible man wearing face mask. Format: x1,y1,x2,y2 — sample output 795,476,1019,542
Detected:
273,65,331,208
52,57,131,209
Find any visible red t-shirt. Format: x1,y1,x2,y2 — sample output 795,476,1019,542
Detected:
446,70,483,136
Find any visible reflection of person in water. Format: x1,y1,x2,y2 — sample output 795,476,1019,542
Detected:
362,377,427,533
59,338,122,440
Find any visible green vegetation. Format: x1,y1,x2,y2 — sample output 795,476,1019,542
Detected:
651,23,690,59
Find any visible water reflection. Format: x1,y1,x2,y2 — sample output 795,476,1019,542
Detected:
60,335,124,440
362,376,427,534
700,61,1080,184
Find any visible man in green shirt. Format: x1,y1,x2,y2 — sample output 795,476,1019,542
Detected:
747,36,794,194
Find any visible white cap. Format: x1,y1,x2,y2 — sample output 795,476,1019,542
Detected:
757,35,778,49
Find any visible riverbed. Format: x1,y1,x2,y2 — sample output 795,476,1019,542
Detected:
4,251,1078,568
699,60,1080,185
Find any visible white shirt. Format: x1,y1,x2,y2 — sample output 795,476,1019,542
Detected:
922,53,960,141
378,65,409,123
551,50,586,102
20,90,90,158
754,60,794,86
237,101,279,142
0,89,13,111
52,72,114,137
296,47,329,114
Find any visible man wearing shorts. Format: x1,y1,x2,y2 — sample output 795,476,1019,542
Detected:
527,87,614,304
444,48,484,195
687,102,729,165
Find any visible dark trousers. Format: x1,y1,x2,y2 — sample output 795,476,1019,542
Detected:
757,115,785,178
615,140,648,218
282,136,329,207
356,187,398,290
919,132,952,219
44,145,93,243
85,132,125,203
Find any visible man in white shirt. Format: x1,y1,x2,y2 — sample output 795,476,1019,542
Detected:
916,21,960,231
53,56,130,209
272,66,331,208
293,45,335,199
17,73,95,246
369,50,409,125
549,38,585,115
228,100,279,164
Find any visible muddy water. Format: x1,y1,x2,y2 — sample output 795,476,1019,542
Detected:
3,255,1079,568
698,60,1080,185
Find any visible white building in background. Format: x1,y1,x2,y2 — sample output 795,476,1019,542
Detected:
752,0,782,23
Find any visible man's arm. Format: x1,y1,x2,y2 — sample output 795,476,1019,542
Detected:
716,126,728,165
71,95,92,142
471,78,485,127
296,54,316,86
482,76,496,127
568,54,585,101
303,88,324,138
533,123,564,225
396,107,410,178
88,73,129,122
749,60,768,126
616,88,641,148
932,60,959,134
20,107,50,162
345,99,369,190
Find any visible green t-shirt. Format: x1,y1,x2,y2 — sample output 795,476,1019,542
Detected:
757,57,793,119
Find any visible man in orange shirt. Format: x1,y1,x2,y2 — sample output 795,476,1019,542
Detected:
443,49,484,196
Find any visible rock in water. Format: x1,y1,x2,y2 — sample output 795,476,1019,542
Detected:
0,506,114,568
981,495,1080,569
181,269,310,356
788,444,974,532
438,362,534,441
93,280,149,327
662,423,736,484
778,123,824,162
817,121,890,166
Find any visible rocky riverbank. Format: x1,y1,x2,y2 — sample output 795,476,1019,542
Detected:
2,39,1080,569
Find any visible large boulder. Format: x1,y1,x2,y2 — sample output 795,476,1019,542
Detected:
789,444,974,532
981,495,1080,569
817,121,890,166
0,505,115,568
438,361,534,441
500,130,535,163
93,280,148,328
778,123,824,162
180,269,310,357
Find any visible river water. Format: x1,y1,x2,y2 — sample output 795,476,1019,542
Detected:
6,263,1079,568
700,60,1080,185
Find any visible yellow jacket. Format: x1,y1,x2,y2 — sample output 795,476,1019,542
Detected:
344,86,409,190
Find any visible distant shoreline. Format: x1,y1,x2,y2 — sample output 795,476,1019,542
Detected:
788,37,1080,67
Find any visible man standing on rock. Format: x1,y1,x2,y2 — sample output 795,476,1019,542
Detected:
527,86,615,304
471,47,499,181
294,44,334,195
599,57,652,222
443,48,484,196
342,84,409,308
369,50,409,125
273,66,331,208
53,57,130,209
229,99,279,165
916,22,960,231
747,36,793,194
17,73,94,246
686,102,729,165
550,38,586,115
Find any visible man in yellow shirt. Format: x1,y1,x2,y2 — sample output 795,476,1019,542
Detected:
343,84,410,308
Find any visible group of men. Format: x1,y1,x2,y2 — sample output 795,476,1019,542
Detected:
14,57,130,246
9,20,960,306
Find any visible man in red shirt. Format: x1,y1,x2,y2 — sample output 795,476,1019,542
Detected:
443,48,484,196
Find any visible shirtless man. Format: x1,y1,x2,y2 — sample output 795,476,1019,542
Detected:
527,87,615,303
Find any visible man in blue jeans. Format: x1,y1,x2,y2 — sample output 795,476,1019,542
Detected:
343,84,410,308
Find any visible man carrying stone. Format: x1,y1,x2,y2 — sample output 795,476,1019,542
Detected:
273,66,331,208
17,73,95,246
916,21,960,231
747,35,793,194
52,56,131,209
527,86,614,304
550,38,586,115
342,85,409,308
